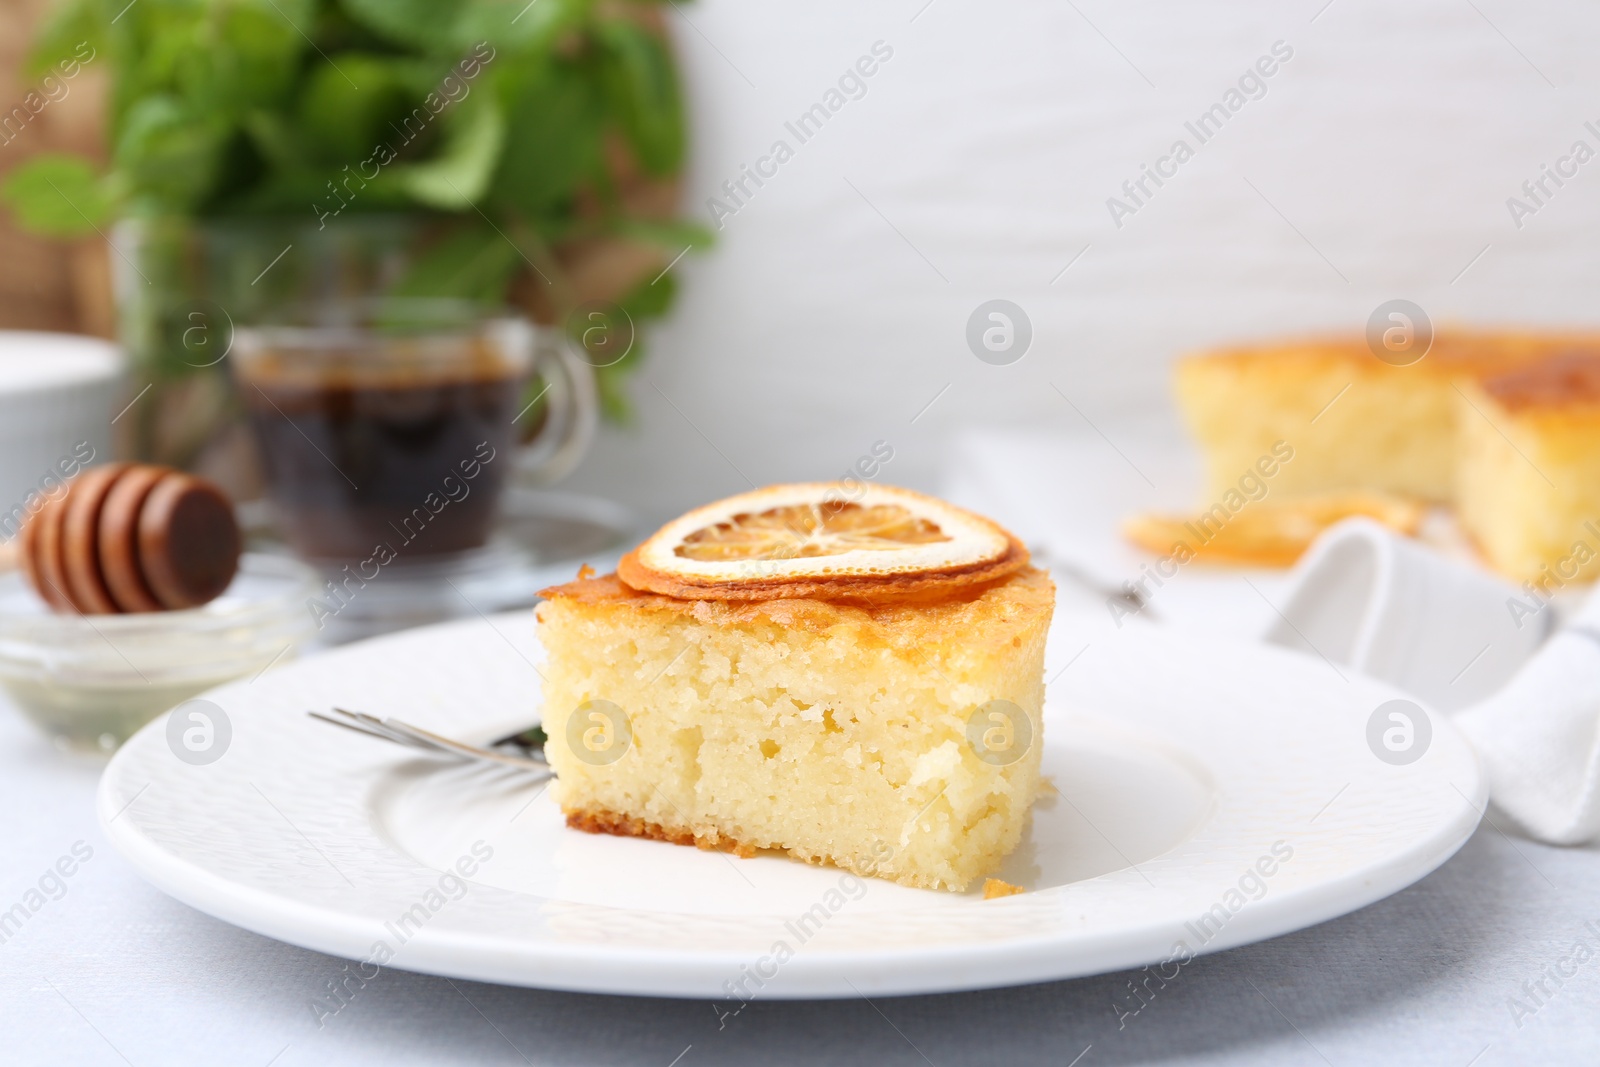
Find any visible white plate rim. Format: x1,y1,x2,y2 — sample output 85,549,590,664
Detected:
98,613,1484,999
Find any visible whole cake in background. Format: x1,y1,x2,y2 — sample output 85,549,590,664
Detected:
536,484,1055,893
1165,331,1600,582
1174,332,1575,502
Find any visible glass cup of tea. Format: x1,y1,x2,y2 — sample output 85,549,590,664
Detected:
231,301,595,565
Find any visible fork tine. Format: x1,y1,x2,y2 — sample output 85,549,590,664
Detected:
379,717,549,769
332,706,401,731
312,708,552,779
327,707,442,751
309,711,436,752
308,710,395,742
314,709,430,749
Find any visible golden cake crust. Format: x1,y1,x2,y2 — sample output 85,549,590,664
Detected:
566,808,758,857
1181,331,1600,380
1480,353,1600,412
539,565,1054,650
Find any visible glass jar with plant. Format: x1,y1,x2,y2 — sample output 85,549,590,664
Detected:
1,0,707,485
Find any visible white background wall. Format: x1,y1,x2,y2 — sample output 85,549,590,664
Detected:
568,0,1600,525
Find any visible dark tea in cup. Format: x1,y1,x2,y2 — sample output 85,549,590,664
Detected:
233,307,533,563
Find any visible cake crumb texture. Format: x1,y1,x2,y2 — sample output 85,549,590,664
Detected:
537,567,1055,892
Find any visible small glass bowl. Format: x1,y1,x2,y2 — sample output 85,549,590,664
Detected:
0,553,319,752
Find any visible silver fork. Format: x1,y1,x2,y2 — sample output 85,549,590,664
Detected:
309,707,554,778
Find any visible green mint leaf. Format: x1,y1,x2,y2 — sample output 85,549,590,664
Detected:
0,154,110,236
392,97,507,209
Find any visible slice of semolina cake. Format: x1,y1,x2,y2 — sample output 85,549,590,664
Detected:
535,484,1054,892
1457,354,1600,584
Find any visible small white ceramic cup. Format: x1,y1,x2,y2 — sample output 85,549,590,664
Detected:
0,332,123,540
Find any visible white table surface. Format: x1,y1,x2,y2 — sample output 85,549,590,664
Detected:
4,576,1600,1066
7,424,1600,1064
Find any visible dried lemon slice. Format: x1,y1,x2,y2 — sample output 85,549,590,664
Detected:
618,483,1029,601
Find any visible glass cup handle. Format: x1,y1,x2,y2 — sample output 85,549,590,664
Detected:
516,333,599,486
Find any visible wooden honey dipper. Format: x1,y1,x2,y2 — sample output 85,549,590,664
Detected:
10,463,241,614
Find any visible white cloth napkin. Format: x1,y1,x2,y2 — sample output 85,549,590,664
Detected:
1261,519,1552,713
1268,518,1600,845
1454,601,1600,845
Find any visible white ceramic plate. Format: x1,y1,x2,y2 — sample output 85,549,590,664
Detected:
99,612,1483,999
